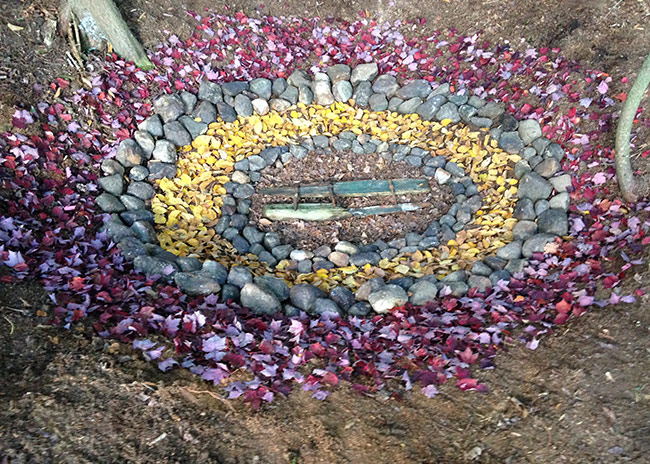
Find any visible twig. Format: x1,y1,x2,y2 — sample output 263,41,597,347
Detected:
3,306,29,314
3,316,15,335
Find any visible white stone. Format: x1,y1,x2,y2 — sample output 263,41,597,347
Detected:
434,168,452,185
251,98,269,116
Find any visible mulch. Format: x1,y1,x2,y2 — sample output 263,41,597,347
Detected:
249,149,454,249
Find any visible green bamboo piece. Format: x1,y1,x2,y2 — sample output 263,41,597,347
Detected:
259,178,429,198
263,202,426,221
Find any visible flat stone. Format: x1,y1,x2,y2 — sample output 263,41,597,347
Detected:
408,280,438,305
349,251,381,267
350,62,379,85
120,194,145,211
517,172,554,201
249,78,272,99
116,139,144,168
133,130,155,156
436,102,460,123
329,286,355,310
96,193,125,213
148,162,177,180
333,80,353,102
117,237,147,260
137,114,164,137
496,240,523,260
254,276,290,301
534,158,561,178
290,283,326,311
127,182,154,200
518,119,543,145
175,272,221,296
153,94,184,123
179,116,207,139
217,102,237,123
192,100,217,124
227,266,253,288
163,121,192,147
133,255,178,279
327,64,351,83
368,285,408,313
368,93,389,111
512,220,538,241
537,208,569,236
550,174,572,193
499,131,525,153
395,79,431,99
233,183,255,199
522,233,557,257
98,174,124,196
198,80,223,104
467,275,491,292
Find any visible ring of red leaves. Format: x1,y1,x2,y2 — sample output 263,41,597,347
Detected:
0,12,647,406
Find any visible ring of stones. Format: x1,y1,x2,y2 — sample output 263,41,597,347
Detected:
96,63,571,317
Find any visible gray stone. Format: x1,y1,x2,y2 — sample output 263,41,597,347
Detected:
152,140,177,163
327,64,351,83
96,193,125,213
513,197,536,220
101,159,125,176
398,97,423,114
431,83,451,97
254,276,290,301
116,139,144,168
153,94,184,123
231,235,250,254
445,281,470,297
192,100,217,124
287,70,311,88
219,284,239,303
348,301,372,316
127,182,154,200
179,116,208,139
544,143,564,161
469,116,493,128
467,275,491,292
98,174,124,196
517,172,553,201
505,259,527,275
497,114,518,131
349,251,381,267
177,257,202,272
372,74,399,96
395,79,431,99
243,226,265,244
133,255,178,278
120,194,145,211
549,192,570,211
445,161,465,177
368,93,389,111
535,199,550,216
222,81,248,97
233,183,255,199
120,209,154,225
258,251,278,266
522,234,557,257
459,104,478,122
489,270,511,286
514,160,532,179
534,158,561,178
148,162,177,180
408,280,438,305
436,102,460,123
352,81,372,107
271,245,293,260
137,114,164,137
333,81,353,102
499,131,524,154
269,98,291,112
198,80,223,104
434,168,452,185
327,251,349,267
131,220,157,243
355,277,385,301
217,102,237,123
240,283,281,315
350,62,379,85
134,130,155,156
117,237,148,260
368,285,408,313
442,270,468,283
174,272,221,296
496,240,523,260
512,220,538,241
290,283,326,311
249,78,272,100
388,97,403,112
312,76,334,106
312,298,341,316
298,85,314,104
272,77,288,96
329,286,355,310
484,256,507,271
180,91,197,113
537,208,569,236
477,102,505,119
233,94,253,117
264,232,281,249
227,266,253,288
550,174,572,193
471,261,493,277
518,119,542,145
280,86,299,105
164,121,192,147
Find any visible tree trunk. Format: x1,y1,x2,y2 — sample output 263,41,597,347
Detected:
615,51,650,202
60,0,154,70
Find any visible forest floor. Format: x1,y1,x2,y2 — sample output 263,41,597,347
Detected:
1,0,649,463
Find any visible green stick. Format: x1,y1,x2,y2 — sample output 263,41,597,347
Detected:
263,202,427,221
259,178,429,198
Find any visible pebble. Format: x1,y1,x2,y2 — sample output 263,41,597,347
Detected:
217,102,237,123
127,182,154,200
499,131,524,153
467,275,491,292
222,81,249,96
254,276,290,301
251,98,270,115
518,119,543,145
152,140,177,163
326,64,351,83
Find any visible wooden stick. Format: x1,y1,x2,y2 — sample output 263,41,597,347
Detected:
263,202,428,221
259,178,429,198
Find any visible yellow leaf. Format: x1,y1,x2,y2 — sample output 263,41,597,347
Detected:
7,23,24,32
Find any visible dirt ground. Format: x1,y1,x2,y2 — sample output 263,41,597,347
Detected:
1,0,650,463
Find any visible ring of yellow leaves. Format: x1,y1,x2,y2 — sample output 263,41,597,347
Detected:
151,101,522,293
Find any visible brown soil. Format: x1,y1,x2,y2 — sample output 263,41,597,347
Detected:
250,150,454,249
1,0,650,463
